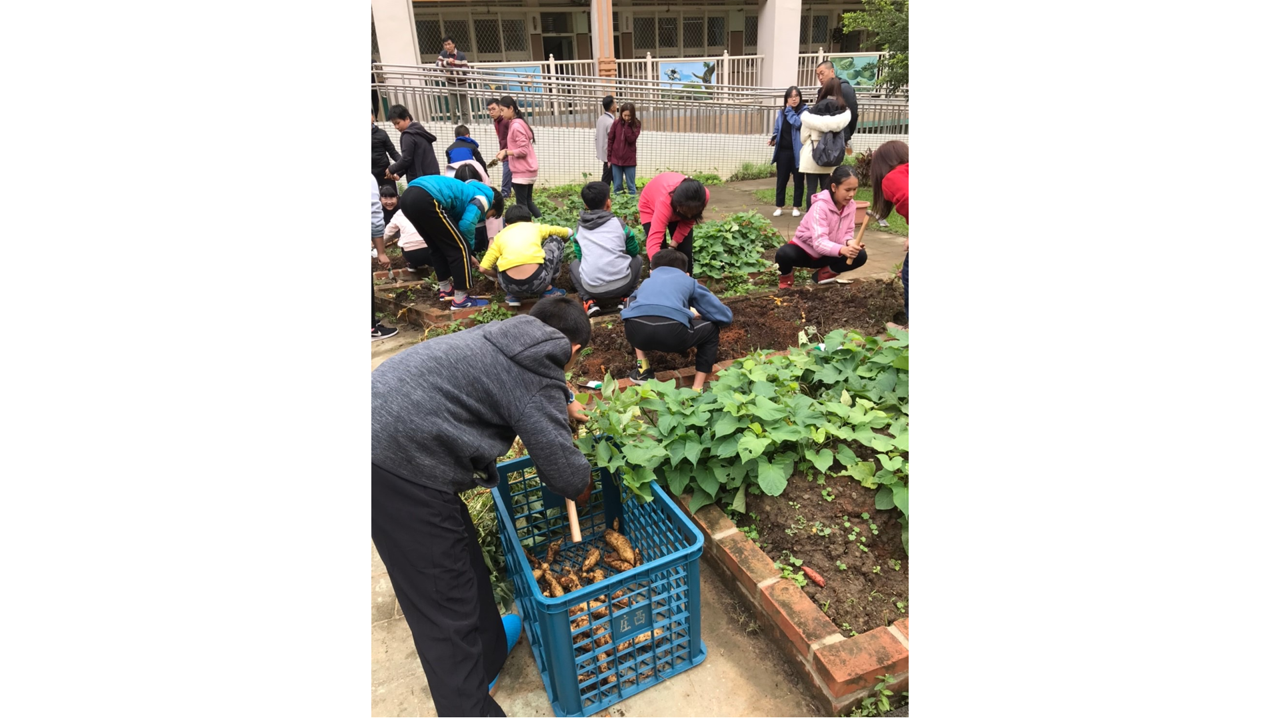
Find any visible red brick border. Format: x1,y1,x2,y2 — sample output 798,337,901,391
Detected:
673,492,908,715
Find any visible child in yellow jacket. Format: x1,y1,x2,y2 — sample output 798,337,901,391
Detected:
479,205,572,308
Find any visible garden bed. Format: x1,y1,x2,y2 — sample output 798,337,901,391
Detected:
573,277,903,381
743,475,908,636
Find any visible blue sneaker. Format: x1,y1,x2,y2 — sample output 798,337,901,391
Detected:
488,614,523,694
542,287,567,298
506,294,521,308
451,296,490,310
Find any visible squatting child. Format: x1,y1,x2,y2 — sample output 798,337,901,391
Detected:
569,181,643,317
478,205,571,308
620,248,733,391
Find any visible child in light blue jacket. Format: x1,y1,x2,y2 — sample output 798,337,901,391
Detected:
619,249,732,390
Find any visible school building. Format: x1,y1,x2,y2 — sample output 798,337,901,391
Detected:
371,1,874,88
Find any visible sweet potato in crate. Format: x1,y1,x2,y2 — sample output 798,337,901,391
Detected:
492,455,707,717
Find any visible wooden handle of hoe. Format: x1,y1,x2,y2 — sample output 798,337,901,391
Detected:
853,209,875,247
566,499,582,543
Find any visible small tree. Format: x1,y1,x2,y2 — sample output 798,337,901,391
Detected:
842,0,908,95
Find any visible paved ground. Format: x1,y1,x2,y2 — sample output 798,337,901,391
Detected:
372,544,824,717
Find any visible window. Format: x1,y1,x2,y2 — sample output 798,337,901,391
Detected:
707,16,726,47
474,19,501,54
812,15,829,48
444,20,470,51
541,12,572,34
683,17,704,51
658,17,678,49
416,18,442,55
502,18,527,52
744,15,758,47
633,17,656,49
799,15,810,45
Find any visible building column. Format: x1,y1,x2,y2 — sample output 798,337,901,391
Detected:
758,0,802,87
371,0,420,68
590,0,616,77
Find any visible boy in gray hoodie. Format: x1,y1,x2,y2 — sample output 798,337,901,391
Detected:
569,181,643,317
371,297,593,716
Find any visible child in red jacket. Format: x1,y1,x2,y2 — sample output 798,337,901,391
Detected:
637,172,709,275
869,140,909,325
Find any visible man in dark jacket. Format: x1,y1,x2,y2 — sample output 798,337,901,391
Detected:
372,297,594,717
372,112,401,193
386,104,441,182
816,61,860,147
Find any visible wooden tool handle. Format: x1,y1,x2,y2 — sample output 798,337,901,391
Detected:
854,209,875,246
566,499,582,543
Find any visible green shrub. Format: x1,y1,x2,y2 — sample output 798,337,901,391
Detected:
692,211,785,280
729,162,777,182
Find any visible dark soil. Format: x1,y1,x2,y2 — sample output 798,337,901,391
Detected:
372,245,409,272
573,277,904,381
745,473,909,635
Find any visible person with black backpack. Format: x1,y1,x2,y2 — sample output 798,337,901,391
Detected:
798,77,851,211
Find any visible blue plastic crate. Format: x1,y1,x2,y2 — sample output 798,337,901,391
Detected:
492,455,707,717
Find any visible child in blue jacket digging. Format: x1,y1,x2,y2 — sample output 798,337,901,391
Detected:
620,249,733,391
399,175,504,309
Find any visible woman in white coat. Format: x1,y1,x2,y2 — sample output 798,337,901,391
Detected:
798,77,852,211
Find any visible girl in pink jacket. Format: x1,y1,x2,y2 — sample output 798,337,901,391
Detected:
494,96,542,219
777,165,868,288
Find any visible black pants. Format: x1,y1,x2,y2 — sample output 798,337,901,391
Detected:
372,280,378,328
902,251,909,320
625,316,720,373
775,242,868,276
372,463,507,717
775,149,802,208
804,173,830,211
513,183,541,219
641,220,693,275
601,162,612,184
399,186,475,292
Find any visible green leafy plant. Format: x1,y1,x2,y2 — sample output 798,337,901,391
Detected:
691,211,785,281
576,328,909,553
471,304,514,325
837,561,848,571
849,674,896,716
888,559,901,571
730,162,777,182
422,320,466,340
822,488,836,502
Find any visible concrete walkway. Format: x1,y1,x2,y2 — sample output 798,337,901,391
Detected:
372,543,823,717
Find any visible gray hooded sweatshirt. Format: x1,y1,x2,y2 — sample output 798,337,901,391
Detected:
371,315,591,497
573,208,639,291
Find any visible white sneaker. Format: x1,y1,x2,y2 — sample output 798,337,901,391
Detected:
772,208,783,217
792,207,801,217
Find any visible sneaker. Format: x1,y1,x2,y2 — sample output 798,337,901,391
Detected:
792,207,801,217
451,296,490,309
371,323,398,341
772,208,783,217
506,294,521,308
438,289,451,301
488,614,523,695
815,267,840,284
778,272,795,290
583,299,599,317
629,367,656,383
542,287,567,298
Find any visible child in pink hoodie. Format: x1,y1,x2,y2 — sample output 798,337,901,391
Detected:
493,96,542,219
777,165,868,288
